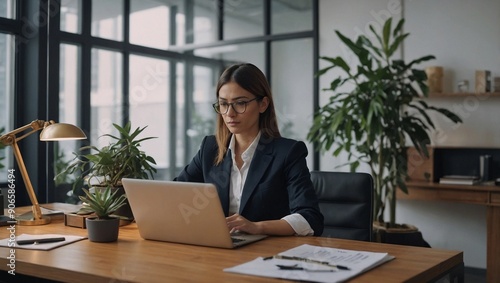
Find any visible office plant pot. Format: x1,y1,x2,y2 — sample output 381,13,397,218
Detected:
86,217,120,243
373,222,431,248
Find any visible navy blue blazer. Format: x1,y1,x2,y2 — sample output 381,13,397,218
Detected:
175,135,324,236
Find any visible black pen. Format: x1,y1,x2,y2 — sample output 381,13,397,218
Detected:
17,237,66,245
276,264,335,272
264,255,350,270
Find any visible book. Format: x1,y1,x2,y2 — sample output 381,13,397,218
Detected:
439,175,480,185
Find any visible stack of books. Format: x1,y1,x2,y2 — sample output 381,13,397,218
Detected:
494,76,500,92
439,175,480,185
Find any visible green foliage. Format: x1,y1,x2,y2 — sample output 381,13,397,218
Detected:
307,18,462,227
78,186,127,219
0,127,5,170
58,121,157,190
53,146,75,187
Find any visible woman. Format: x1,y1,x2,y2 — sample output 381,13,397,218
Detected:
175,63,323,236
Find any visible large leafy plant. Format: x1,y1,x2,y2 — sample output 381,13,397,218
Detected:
59,122,157,190
308,18,462,227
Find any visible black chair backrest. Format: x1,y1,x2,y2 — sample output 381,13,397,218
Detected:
310,171,374,242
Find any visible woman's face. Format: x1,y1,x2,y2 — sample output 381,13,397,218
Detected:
217,81,268,137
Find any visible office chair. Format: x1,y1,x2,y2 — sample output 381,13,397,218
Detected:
310,171,374,242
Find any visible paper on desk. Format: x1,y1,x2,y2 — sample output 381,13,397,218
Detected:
0,234,86,250
224,244,394,283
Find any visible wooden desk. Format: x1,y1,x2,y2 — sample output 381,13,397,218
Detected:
1,203,463,283
400,181,500,283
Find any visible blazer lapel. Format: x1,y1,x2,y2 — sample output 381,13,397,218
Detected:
217,154,232,216
239,137,274,214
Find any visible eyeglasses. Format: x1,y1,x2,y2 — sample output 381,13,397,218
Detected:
212,97,260,114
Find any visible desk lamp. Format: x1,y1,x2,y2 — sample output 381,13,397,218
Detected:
0,120,87,225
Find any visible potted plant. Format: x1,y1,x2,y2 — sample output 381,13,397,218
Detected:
78,186,127,242
0,127,5,170
58,122,157,220
307,18,462,245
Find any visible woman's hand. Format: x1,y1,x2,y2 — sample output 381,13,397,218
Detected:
226,214,262,234
226,214,296,235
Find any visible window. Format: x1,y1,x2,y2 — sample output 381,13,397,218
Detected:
0,0,15,19
61,0,82,34
130,0,170,49
92,0,123,41
128,55,170,178
8,0,318,203
0,32,14,182
90,48,123,147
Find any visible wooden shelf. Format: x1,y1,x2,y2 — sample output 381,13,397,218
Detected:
427,92,500,97
401,181,500,205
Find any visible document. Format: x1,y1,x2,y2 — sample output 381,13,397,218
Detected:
0,234,86,250
224,244,394,283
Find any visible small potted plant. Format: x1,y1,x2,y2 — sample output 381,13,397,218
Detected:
78,186,127,242
58,122,157,220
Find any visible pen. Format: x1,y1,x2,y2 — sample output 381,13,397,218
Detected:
276,264,335,272
264,255,350,270
17,237,66,245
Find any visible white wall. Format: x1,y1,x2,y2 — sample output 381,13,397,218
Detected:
404,0,500,148
318,0,403,172
319,0,500,269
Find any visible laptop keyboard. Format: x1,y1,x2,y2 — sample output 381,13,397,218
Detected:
231,237,245,243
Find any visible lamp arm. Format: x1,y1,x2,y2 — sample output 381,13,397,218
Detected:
0,120,50,146
10,140,44,221
0,119,53,224
0,119,84,225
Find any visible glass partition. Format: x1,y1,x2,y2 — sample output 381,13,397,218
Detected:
272,0,313,34
223,0,263,40
194,42,265,69
192,0,218,44
91,0,123,41
271,38,314,167
186,65,217,160
61,0,82,33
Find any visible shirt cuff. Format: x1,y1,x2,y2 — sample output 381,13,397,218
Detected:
282,213,314,236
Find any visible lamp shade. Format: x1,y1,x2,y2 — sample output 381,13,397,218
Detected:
39,123,87,141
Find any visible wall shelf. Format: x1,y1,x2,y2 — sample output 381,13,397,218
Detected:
427,92,500,98
406,146,500,183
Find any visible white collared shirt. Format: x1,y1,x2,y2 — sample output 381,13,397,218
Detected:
228,133,314,236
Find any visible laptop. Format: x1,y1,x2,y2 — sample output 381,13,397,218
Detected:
121,178,267,248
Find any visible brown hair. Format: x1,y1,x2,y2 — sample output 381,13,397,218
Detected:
214,63,281,165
